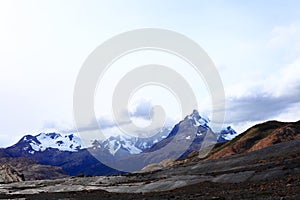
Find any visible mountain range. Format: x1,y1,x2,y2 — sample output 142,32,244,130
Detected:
0,110,237,178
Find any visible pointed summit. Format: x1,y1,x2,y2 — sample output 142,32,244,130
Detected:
185,109,209,128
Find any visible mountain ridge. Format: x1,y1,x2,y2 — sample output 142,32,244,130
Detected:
1,110,237,177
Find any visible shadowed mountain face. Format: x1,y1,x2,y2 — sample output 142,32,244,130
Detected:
208,120,300,160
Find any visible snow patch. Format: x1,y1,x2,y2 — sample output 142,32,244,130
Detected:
185,136,191,140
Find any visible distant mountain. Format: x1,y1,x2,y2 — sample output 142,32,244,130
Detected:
11,133,85,155
91,128,171,157
11,128,171,158
145,110,237,158
217,126,238,143
2,133,121,176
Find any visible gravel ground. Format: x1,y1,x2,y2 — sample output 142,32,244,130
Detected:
2,175,299,200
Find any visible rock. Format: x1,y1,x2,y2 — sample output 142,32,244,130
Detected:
0,164,24,183
140,158,177,172
286,177,294,184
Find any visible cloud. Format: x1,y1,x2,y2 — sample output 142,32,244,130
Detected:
57,99,173,140
129,99,153,120
268,22,300,50
73,117,130,133
50,100,155,135
268,22,300,61
226,90,300,124
223,22,300,130
225,56,300,126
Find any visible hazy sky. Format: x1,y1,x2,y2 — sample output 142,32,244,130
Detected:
1,0,300,147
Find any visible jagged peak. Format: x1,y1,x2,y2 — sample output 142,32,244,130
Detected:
184,109,210,127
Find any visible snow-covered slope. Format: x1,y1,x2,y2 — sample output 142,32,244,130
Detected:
99,135,142,155
92,128,171,156
14,129,170,156
186,109,210,128
22,133,84,153
218,126,239,141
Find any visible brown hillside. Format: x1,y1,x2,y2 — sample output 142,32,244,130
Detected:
208,120,300,160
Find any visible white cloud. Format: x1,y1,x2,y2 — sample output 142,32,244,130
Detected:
223,23,300,132
225,54,300,131
267,57,300,97
268,23,300,49
268,22,300,61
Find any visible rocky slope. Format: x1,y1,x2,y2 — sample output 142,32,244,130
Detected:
208,120,300,160
0,164,24,184
0,155,67,181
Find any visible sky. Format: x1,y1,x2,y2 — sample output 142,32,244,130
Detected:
0,0,300,147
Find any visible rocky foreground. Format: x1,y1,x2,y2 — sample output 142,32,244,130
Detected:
0,139,299,199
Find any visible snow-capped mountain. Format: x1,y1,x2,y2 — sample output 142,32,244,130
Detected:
218,126,238,142
6,110,237,159
95,135,142,156
91,128,171,156
4,133,122,176
17,133,84,154
185,110,238,142
146,110,238,157
186,109,210,128
12,129,171,157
